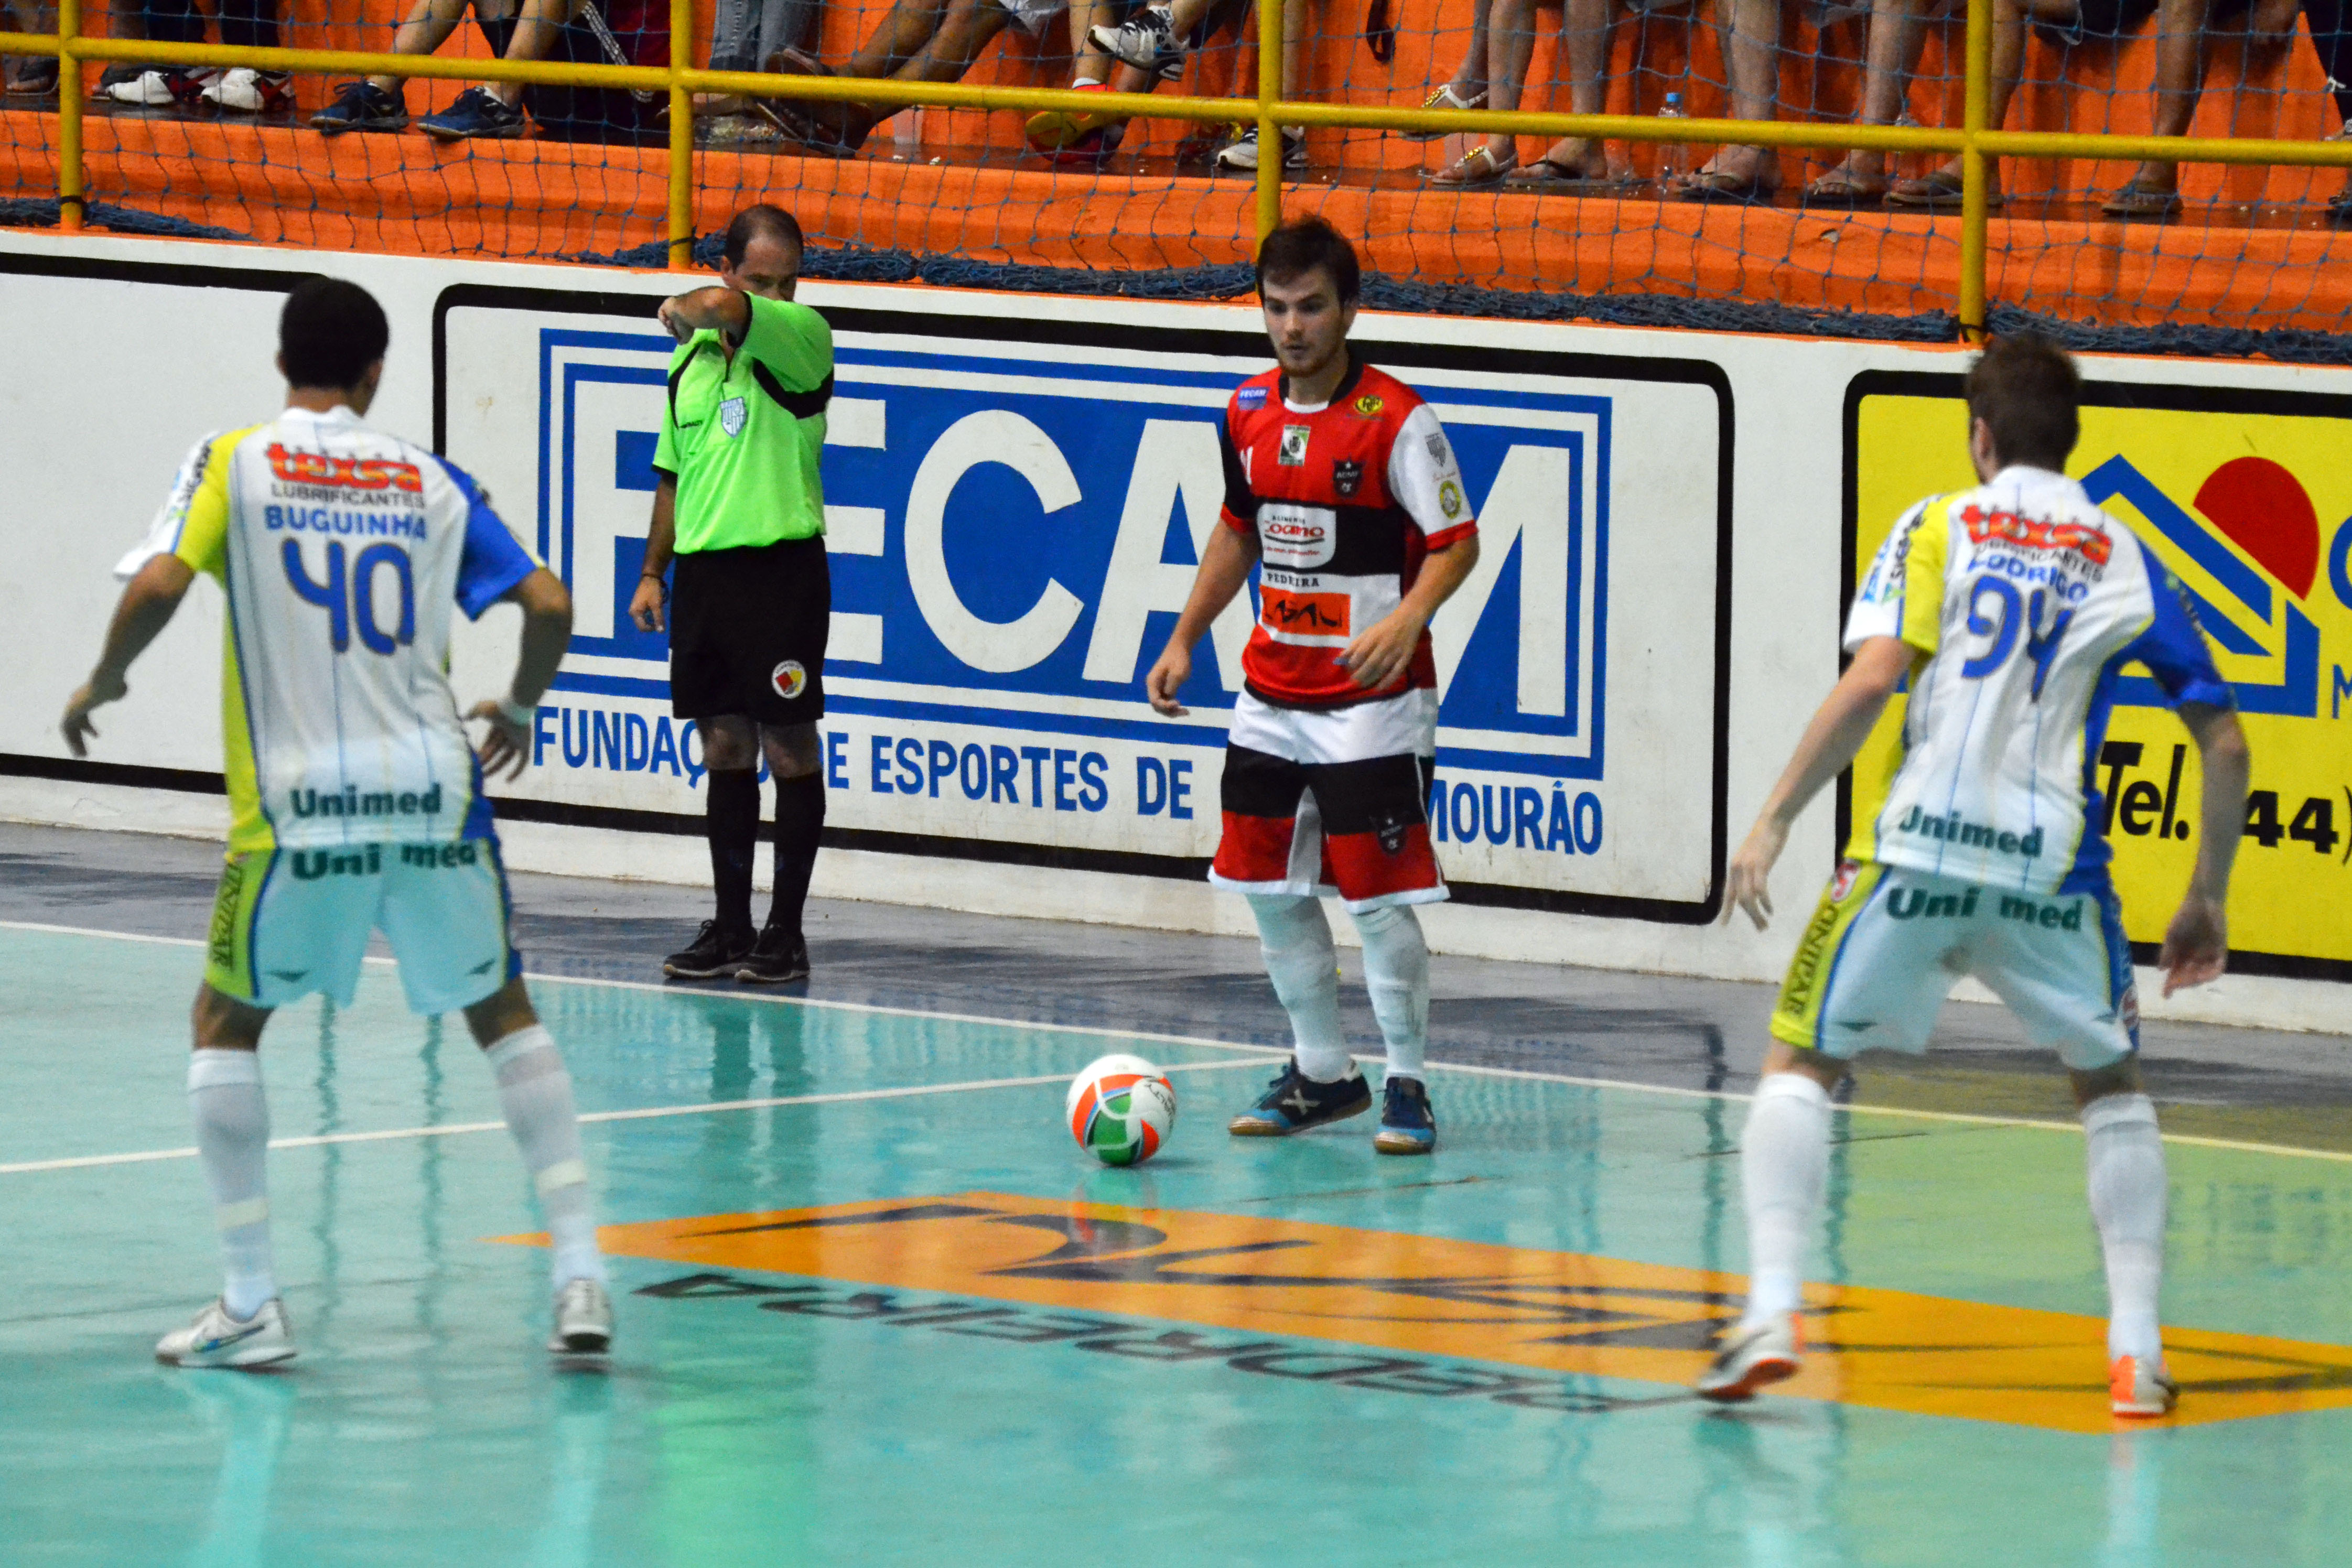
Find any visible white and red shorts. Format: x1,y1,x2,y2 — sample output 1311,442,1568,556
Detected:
1209,687,1445,912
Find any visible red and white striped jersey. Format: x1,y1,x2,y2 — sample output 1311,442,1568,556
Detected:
1219,359,1477,709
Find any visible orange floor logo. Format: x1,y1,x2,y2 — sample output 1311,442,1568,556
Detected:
500,1193,2352,1434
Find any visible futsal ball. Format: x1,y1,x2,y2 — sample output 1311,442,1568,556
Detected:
1066,1054,1177,1167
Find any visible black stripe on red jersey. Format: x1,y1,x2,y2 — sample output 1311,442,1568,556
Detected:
1219,418,1257,525
1258,503,1422,577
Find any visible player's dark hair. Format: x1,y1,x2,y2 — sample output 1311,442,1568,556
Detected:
1255,218,1360,304
279,277,389,391
1966,333,2080,472
724,204,804,271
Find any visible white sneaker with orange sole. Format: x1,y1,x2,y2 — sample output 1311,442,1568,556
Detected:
2110,1354,2178,1418
1696,1312,1804,1402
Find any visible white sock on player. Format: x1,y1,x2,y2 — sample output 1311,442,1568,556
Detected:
1246,893,1351,1083
484,1025,606,1290
188,1048,277,1321
1351,903,1429,1082
2083,1091,2166,1364
1740,1072,1832,1326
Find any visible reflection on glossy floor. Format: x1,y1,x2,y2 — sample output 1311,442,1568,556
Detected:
5,830,2352,1565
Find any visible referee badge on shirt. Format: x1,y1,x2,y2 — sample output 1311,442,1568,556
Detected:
1332,459,1363,498
719,396,749,438
771,661,808,701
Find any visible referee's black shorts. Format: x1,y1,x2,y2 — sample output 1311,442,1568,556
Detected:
668,537,828,726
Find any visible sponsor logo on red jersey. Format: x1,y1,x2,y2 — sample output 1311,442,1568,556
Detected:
266,444,424,495
1260,586,1352,637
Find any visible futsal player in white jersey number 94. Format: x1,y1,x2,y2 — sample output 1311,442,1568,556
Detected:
1699,335,2251,1419
1147,219,1481,1156
59,279,615,1369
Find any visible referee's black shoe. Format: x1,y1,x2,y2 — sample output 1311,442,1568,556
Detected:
736,926,811,986
663,920,755,980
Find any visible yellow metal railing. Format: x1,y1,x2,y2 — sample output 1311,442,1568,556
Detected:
9,0,2352,333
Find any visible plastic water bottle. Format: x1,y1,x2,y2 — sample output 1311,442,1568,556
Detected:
1657,92,1688,183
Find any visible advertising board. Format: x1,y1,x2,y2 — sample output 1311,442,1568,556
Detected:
1845,372,2352,980
437,286,1733,920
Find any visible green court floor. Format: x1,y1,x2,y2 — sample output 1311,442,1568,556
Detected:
5,922,2352,1567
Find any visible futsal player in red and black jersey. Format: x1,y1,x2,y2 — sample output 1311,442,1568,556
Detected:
1147,219,1481,1155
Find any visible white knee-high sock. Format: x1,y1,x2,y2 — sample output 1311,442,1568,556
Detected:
2084,1092,2166,1364
189,1049,276,1320
1350,904,1429,1081
1246,893,1351,1082
485,1025,606,1289
1741,1073,1832,1326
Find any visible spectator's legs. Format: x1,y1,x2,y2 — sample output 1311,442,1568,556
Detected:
1070,0,1118,81
1431,0,1529,177
1899,0,2052,199
366,0,503,94
1813,0,1931,196
845,0,954,77
2119,0,2213,197
1525,0,1620,178
487,0,578,106
215,0,279,49
2307,0,2352,125
1685,0,1782,191
794,0,1004,145
145,0,208,47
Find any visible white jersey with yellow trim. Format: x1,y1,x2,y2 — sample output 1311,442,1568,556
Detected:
1847,464,2232,897
118,406,540,855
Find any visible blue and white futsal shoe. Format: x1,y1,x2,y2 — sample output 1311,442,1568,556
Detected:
1228,1057,1373,1136
155,1296,297,1369
1373,1075,1437,1155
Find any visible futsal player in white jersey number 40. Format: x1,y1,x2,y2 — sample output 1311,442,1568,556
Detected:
59,279,614,1369
1700,336,2250,1419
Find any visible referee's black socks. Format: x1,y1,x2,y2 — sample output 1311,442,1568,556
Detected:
708,769,761,938
769,772,826,942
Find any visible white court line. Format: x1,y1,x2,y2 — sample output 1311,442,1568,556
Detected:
6,918,2349,1167
0,1058,1268,1176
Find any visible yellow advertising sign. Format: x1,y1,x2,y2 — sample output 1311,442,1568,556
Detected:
501,1192,2352,1433
1846,375,2352,977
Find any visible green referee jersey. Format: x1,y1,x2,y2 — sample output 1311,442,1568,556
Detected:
652,293,833,554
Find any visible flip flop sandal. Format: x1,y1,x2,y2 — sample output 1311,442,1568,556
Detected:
767,47,835,77
1885,170,2005,210
1675,167,1776,203
1503,158,1630,192
1428,144,1514,187
2101,179,2181,218
1399,81,1486,142
1801,168,1889,204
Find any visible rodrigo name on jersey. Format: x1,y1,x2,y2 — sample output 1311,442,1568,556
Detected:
1848,464,2234,896
118,406,539,853
1219,360,1477,709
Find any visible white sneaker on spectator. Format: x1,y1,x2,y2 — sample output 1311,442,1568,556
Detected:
1214,126,1305,174
105,69,186,105
202,67,293,114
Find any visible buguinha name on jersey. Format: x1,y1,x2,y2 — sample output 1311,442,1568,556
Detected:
1848,465,2233,897
119,406,540,855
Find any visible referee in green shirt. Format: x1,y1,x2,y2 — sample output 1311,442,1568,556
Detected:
631,205,833,985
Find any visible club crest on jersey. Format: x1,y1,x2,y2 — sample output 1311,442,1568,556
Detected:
771,660,808,700
1237,386,1267,410
719,397,749,438
1376,816,1409,855
1353,394,1384,416
1332,459,1364,498
1279,426,1310,467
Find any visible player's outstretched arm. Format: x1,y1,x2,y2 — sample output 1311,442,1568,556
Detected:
470,568,574,781
1339,535,1479,690
1146,525,1259,716
1722,635,1914,930
2157,700,2249,997
60,555,195,758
